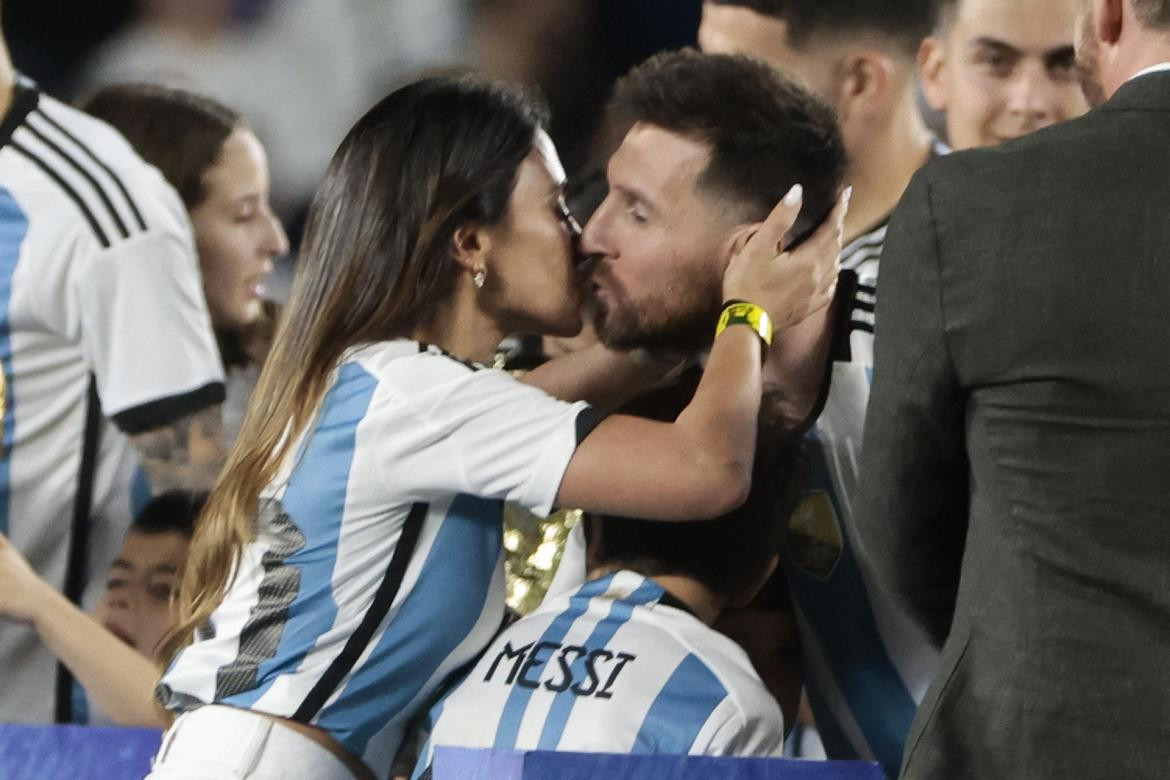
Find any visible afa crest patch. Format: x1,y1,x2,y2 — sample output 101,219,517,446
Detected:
785,491,844,581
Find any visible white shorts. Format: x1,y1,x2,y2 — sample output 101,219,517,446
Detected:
146,705,359,780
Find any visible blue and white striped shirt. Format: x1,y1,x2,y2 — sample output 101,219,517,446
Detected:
783,147,949,772
158,340,597,776
415,570,785,775
0,78,224,723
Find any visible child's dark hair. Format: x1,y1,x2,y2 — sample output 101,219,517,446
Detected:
589,371,806,599
131,490,209,538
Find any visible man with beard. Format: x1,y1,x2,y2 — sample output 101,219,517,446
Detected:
854,0,1170,777
919,0,1090,150
543,45,847,716
584,51,846,376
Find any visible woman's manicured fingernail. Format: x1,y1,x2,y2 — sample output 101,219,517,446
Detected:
784,184,804,206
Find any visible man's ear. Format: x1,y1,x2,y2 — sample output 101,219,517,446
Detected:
1096,0,1123,46
729,554,781,609
834,50,896,121
450,224,492,274
725,222,760,265
918,36,948,112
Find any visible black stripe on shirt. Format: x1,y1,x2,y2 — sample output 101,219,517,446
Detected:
850,320,875,334
10,140,110,248
33,106,148,232
109,381,226,434
575,406,606,444
293,500,430,723
656,588,699,620
853,298,875,314
23,120,131,240
0,79,38,150
212,499,308,702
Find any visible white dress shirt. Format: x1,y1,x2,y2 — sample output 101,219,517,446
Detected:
1129,62,1170,82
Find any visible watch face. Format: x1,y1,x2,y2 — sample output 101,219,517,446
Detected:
716,302,772,351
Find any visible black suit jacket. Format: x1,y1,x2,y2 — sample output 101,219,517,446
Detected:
857,72,1170,779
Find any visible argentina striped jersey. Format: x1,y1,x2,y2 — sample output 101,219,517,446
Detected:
0,78,224,723
784,139,949,776
415,570,785,775
157,340,598,776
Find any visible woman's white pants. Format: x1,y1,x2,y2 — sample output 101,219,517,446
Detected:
146,704,358,779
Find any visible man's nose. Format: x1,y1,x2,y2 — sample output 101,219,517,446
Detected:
579,198,614,259
1007,61,1056,123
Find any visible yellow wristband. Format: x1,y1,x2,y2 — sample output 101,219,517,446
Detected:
715,301,773,348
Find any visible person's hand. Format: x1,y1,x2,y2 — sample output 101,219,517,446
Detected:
0,531,51,625
722,185,850,330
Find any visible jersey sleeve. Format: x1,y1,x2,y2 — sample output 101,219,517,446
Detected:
75,185,225,433
378,360,603,517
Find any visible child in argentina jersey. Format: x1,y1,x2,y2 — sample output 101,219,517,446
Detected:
415,570,785,774
416,373,808,778
157,340,599,776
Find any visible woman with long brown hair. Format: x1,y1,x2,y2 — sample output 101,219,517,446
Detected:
82,84,288,442
146,74,842,779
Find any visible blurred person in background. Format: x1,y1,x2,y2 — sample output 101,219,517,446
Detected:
83,84,289,442
700,0,945,246
470,0,707,176
1,0,134,96
919,0,1090,149
0,8,226,724
856,0,1170,776
94,491,204,665
698,1,944,773
84,0,470,223
413,380,805,775
0,491,205,725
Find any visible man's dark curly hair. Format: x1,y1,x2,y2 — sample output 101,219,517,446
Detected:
609,48,846,241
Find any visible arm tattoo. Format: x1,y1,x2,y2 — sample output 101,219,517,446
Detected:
130,405,227,493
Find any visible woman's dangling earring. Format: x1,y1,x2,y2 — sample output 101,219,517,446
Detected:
474,269,486,289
